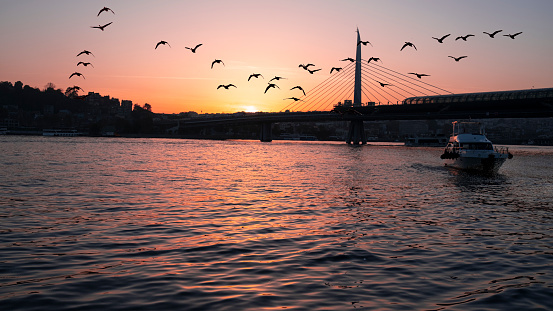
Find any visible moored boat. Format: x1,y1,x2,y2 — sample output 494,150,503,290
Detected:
440,121,512,174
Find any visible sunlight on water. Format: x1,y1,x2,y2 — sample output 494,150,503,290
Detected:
1,136,552,310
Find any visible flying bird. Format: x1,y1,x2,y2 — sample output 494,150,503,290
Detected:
185,43,202,53
155,41,171,49
76,50,94,57
211,59,224,68
269,76,286,82
448,55,468,62
264,83,280,94
357,40,373,47
432,34,451,43
341,57,355,62
77,62,94,67
290,86,306,96
483,30,503,38
503,32,522,39
97,6,114,16
307,68,321,74
284,97,303,101
400,42,417,51
217,84,236,90
408,72,430,79
299,63,315,70
90,22,112,31
330,67,342,74
69,72,85,79
248,73,264,81
376,81,390,87
455,34,475,41
367,57,381,64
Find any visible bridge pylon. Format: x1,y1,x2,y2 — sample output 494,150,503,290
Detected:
346,28,367,145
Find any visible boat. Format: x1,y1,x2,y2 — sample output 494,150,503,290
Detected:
440,121,513,174
43,129,82,137
405,135,447,147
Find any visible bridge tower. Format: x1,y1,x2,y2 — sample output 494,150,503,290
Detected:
346,28,367,145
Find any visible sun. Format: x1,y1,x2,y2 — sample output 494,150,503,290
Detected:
243,106,258,113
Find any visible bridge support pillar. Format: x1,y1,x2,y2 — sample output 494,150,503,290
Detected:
346,120,367,145
260,122,272,142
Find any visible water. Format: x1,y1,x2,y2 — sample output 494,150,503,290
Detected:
1,136,552,311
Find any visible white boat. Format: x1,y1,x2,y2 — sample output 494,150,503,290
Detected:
440,121,512,174
43,129,82,137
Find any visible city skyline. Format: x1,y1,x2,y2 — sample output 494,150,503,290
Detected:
1,0,552,114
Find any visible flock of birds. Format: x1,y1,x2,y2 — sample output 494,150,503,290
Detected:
66,6,524,105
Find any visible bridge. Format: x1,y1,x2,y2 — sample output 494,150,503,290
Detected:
177,30,553,144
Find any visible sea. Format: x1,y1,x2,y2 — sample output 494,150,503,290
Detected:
1,135,552,311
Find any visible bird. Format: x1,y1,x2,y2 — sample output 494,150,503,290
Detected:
248,73,264,81
330,67,342,74
400,42,417,51
376,81,390,87
357,40,373,47
264,83,280,94
90,22,112,31
455,34,475,41
448,55,467,62
299,63,315,70
341,57,355,62
408,72,430,79
503,32,522,39
367,57,381,64
307,68,321,74
483,30,503,38
77,62,94,68
211,59,224,68
284,97,303,101
432,34,451,43
290,86,306,96
185,43,202,53
69,72,85,79
269,76,286,82
76,50,94,57
217,84,236,90
97,6,114,16
155,41,171,49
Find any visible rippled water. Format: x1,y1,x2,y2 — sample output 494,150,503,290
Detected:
1,136,552,310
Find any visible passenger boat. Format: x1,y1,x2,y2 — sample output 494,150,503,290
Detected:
43,129,82,137
440,121,512,174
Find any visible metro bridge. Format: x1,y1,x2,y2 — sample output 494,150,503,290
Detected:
178,30,553,143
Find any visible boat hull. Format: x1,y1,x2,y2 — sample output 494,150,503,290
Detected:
444,155,507,174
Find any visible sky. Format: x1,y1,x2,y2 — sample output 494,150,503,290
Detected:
1,0,552,114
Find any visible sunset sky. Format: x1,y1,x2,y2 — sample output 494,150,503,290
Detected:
1,0,552,114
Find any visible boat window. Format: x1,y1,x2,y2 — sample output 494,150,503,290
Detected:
461,143,493,150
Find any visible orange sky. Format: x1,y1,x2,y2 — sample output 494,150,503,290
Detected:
1,0,552,114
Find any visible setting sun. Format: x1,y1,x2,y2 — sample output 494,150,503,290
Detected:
243,106,258,113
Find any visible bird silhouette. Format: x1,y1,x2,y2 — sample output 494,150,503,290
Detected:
400,42,417,51
330,67,342,74
97,6,114,16
376,81,390,87
91,22,112,31
299,63,315,70
284,97,303,101
408,72,430,79
503,32,522,39
248,73,264,81
77,62,94,68
307,68,321,74
269,76,286,82
217,84,236,90
341,57,355,62
455,34,475,41
69,72,85,79
185,43,202,53
432,34,451,43
211,59,224,68
357,40,373,47
264,83,280,94
76,50,94,57
367,57,381,64
448,55,467,62
155,41,171,49
290,86,306,96
483,30,503,38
